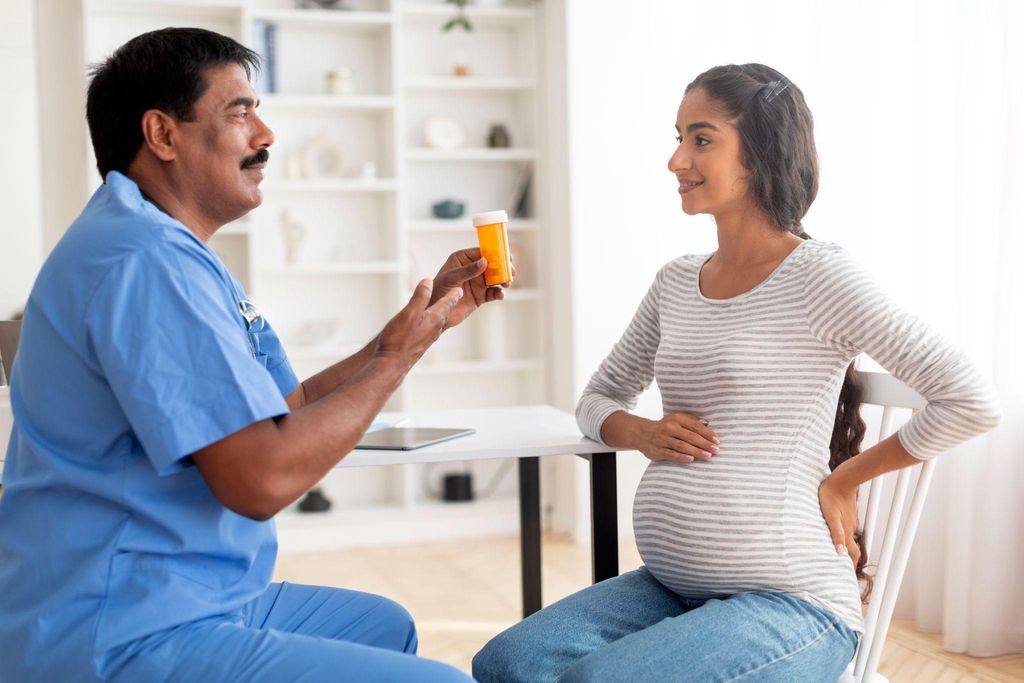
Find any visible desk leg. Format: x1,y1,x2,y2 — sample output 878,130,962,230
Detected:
519,456,542,617
590,452,618,583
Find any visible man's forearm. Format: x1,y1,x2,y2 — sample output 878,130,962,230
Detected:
199,355,408,520
298,336,379,406
271,357,405,490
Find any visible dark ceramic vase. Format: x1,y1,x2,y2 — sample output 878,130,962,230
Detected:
432,199,466,219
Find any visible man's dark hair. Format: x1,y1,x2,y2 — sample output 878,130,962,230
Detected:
86,27,260,179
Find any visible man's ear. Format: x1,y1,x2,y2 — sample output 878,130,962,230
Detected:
140,109,177,162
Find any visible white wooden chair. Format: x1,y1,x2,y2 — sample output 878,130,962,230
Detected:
838,371,934,683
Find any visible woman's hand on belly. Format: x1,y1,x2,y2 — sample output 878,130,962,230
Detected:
634,412,720,464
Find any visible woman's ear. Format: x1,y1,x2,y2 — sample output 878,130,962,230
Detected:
139,109,177,162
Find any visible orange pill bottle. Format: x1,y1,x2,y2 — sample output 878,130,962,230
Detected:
473,210,513,287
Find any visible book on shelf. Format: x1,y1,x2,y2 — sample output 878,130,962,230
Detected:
507,162,533,218
250,20,277,94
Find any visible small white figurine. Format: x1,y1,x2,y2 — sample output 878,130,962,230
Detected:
280,209,306,265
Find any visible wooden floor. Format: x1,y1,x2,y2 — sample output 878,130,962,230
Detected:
274,534,1024,682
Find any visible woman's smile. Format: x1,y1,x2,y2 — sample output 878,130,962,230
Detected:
677,178,704,195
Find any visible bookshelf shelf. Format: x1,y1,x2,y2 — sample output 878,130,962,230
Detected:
261,262,401,276
91,0,243,18
249,9,393,31
404,76,535,92
260,94,395,111
405,219,539,233
405,148,537,162
261,179,397,193
400,4,536,27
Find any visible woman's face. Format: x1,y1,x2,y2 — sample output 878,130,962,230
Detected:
668,87,755,219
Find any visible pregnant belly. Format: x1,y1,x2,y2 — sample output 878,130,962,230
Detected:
631,460,798,598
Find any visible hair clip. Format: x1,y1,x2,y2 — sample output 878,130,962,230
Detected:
762,79,790,103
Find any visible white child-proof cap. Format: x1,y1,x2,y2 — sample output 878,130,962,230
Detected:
472,210,509,227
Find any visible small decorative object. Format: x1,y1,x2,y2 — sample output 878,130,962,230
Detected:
296,0,355,10
424,116,464,149
487,123,511,148
432,199,465,219
452,51,471,77
279,209,306,264
442,0,473,76
360,161,377,180
285,151,303,180
298,487,332,513
325,67,355,96
301,134,345,178
442,0,473,32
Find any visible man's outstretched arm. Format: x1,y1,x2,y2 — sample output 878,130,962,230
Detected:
283,249,496,411
193,280,460,521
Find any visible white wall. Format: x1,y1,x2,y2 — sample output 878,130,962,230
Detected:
35,0,88,253
0,0,44,319
557,0,1013,542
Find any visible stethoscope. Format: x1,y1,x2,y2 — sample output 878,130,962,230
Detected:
238,299,264,359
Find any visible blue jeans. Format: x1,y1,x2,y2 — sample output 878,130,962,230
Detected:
473,567,857,682
105,582,473,682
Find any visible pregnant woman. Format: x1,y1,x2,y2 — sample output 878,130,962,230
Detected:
472,63,1001,682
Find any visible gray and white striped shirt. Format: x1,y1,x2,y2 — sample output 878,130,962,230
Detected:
576,239,1001,631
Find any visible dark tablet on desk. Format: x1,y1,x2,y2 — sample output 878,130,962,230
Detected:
356,427,475,450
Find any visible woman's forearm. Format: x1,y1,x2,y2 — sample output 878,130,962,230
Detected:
829,432,921,491
599,410,653,450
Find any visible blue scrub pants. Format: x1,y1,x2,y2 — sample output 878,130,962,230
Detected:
106,582,474,682
473,567,858,682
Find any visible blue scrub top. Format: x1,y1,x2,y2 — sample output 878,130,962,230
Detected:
0,172,299,681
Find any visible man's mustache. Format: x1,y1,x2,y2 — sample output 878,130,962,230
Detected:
241,148,270,169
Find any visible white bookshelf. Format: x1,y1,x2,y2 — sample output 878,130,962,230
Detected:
404,75,536,91
249,8,394,29
405,147,537,161
406,218,538,232
401,4,536,23
260,93,396,110
80,0,556,551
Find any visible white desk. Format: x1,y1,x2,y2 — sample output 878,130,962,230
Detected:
345,405,622,617
346,405,608,466
0,400,623,617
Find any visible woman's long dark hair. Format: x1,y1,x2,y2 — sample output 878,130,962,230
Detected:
686,64,872,601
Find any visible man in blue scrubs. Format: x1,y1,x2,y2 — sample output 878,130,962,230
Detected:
0,28,507,682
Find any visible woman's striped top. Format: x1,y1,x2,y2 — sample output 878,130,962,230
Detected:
576,239,1002,632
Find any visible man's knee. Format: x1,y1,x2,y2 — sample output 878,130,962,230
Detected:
371,596,418,654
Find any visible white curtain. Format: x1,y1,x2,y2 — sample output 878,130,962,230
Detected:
798,0,1023,655
883,0,1024,657
779,0,1024,656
